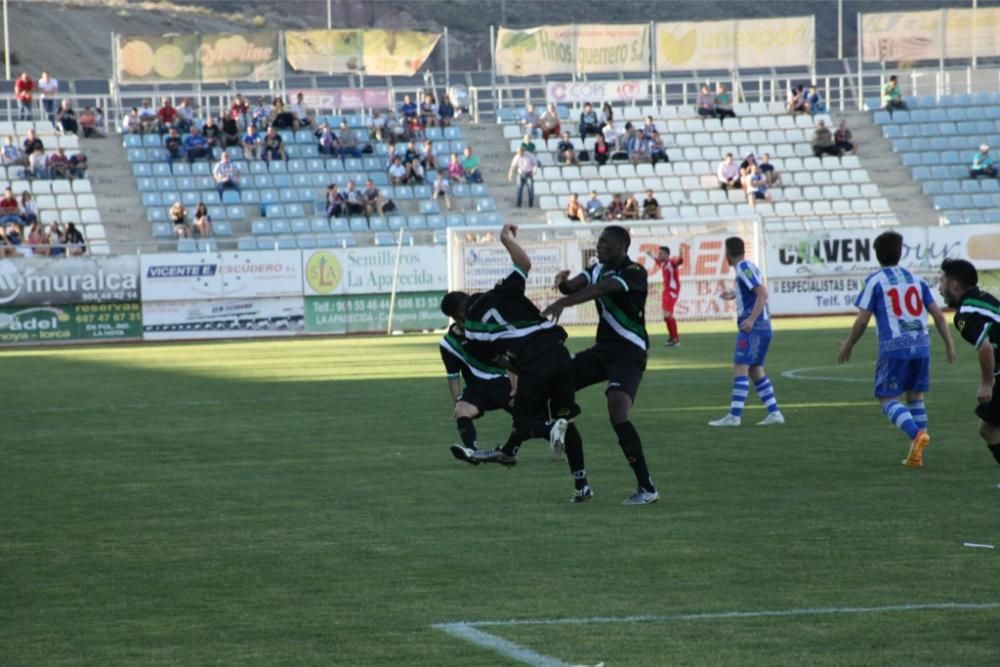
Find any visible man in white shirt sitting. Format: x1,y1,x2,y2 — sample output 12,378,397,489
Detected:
213,152,241,196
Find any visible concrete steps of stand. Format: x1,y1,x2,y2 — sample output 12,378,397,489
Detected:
82,138,153,250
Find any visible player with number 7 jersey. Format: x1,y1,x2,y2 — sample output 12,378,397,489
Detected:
837,232,956,468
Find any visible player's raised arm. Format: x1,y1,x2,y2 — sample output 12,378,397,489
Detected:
500,224,531,274
837,309,873,364
554,269,588,295
927,301,957,363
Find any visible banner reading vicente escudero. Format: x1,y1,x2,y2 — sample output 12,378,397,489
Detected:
656,16,812,71
495,24,649,76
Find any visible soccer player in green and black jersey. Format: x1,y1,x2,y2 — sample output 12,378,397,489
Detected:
440,224,594,502
440,322,515,464
938,259,1000,467
543,225,660,505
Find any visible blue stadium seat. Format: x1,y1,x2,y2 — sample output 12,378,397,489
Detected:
208,205,227,220
972,194,992,208
446,213,464,227
425,127,443,140
348,217,369,232
176,176,195,191
444,126,461,140
314,234,336,248
310,217,329,233
329,217,349,232
152,222,172,238
181,191,200,207
387,215,406,230
933,195,953,210
143,134,163,147
132,163,152,177
373,232,396,246
287,159,306,173
336,233,358,248
294,130,313,144
142,192,162,206
172,163,192,176
214,221,232,236
227,205,246,220
274,174,294,188
252,220,272,235
147,207,167,222
407,215,428,230
290,219,311,235
394,186,413,200
426,214,446,229
250,161,269,174
465,213,481,227
297,235,317,249
153,163,172,176
420,200,439,214
412,185,431,199
475,197,496,212
256,236,278,250
237,236,257,251
270,219,291,235
177,238,198,252
123,134,143,148
265,204,285,218
369,217,388,231
286,203,305,218
222,190,241,204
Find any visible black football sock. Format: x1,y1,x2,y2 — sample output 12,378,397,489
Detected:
613,421,654,492
988,443,1000,465
456,416,477,449
563,423,588,490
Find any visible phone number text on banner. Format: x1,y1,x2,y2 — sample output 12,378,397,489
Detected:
0,303,142,344
305,292,446,334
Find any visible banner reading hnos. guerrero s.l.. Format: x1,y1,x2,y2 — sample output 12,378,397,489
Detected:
656,17,812,71
496,24,649,76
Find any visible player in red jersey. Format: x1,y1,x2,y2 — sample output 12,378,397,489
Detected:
655,245,684,346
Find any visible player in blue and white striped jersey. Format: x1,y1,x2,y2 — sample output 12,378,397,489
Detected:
838,231,956,467
709,236,785,427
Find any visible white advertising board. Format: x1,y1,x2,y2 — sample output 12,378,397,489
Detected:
140,251,302,301
141,297,305,340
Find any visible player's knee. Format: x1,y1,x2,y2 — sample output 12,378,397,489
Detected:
453,401,480,419
978,420,1000,442
748,366,766,381
606,391,632,424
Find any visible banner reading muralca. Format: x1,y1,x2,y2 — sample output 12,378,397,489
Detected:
0,256,140,306
496,24,650,76
117,32,281,82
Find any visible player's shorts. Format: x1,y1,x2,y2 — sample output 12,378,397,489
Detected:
458,378,512,415
975,378,1000,425
733,331,772,367
512,344,580,424
661,291,679,314
573,344,647,401
873,356,930,398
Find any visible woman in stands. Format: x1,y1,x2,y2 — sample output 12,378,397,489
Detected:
170,201,191,238
432,169,451,211
193,202,213,238
593,134,610,167
422,140,439,172
420,93,439,128
47,222,66,257
64,223,85,255
447,153,464,183
26,221,48,256
623,194,640,220
19,191,38,225
406,157,426,185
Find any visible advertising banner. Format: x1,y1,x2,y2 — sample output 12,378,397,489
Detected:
303,247,447,297
861,8,1000,62
118,32,280,82
0,303,142,344
496,24,649,76
305,291,445,334
140,251,302,302
289,88,391,111
142,297,305,340
285,29,441,75
0,256,139,306
656,17,813,71
546,80,649,105
765,225,1000,315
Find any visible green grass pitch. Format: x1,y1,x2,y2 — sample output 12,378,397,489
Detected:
1,318,998,666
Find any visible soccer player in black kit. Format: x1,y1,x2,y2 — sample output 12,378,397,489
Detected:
440,224,594,502
542,225,660,505
938,259,1000,468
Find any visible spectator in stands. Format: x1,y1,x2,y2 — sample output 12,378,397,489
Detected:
14,73,34,121
362,179,386,216
0,189,19,220
388,156,407,185
602,120,623,151
970,144,997,179
432,169,452,211
384,110,405,141
811,119,840,158
170,201,191,238
183,127,211,164
422,140,439,171
557,131,579,165
833,120,855,154
744,164,772,210
158,98,178,134
79,107,103,138
343,180,365,216
316,122,338,156
69,152,87,179
23,129,44,157
27,148,48,180
230,94,250,125
447,152,464,182
717,153,741,191
289,92,313,130
37,71,58,125
605,193,625,221
461,146,482,183
406,157,426,184
241,125,262,160
623,194,640,220
400,95,418,123
420,93,439,127
882,75,907,114
508,146,538,208
213,152,241,196
270,99,297,130
175,98,195,133
642,190,661,219
251,97,270,131
164,128,183,164
593,134,611,166
649,131,668,164
642,116,658,137
121,107,140,135
326,184,345,218
522,103,540,137
138,99,159,134
579,102,600,141
438,95,455,127
584,190,604,221
805,86,827,113
49,148,72,180
64,223,85,255
565,193,585,221
787,85,807,115
759,153,781,187
715,84,735,119
403,140,419,164
601,102,614,127
520,132,537,154
202,116,222,149
539,103,561,141
696,84,716,118
27,221,48,256
221,114,241,148
56,100,78,135
628,129,651,165
739,152,757,179
19,191,38,225
47,222,66,257
2,136,23,168
193,202,213,238
262,126,287,163
368,110,387,141
337,121,361,158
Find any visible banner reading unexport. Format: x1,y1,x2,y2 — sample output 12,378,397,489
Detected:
495,24,649,76
656,17,813,71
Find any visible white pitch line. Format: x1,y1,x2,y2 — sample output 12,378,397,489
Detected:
781,365,967,384
433,602,1000,666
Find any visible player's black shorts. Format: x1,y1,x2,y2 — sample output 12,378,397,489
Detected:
459,378,512,415
975,378,1000,426
512,344,580,423
573,344,647,400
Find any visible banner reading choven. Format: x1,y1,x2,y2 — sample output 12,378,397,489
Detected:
495,24,649,76
656,17,812,71
285,29,441,76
